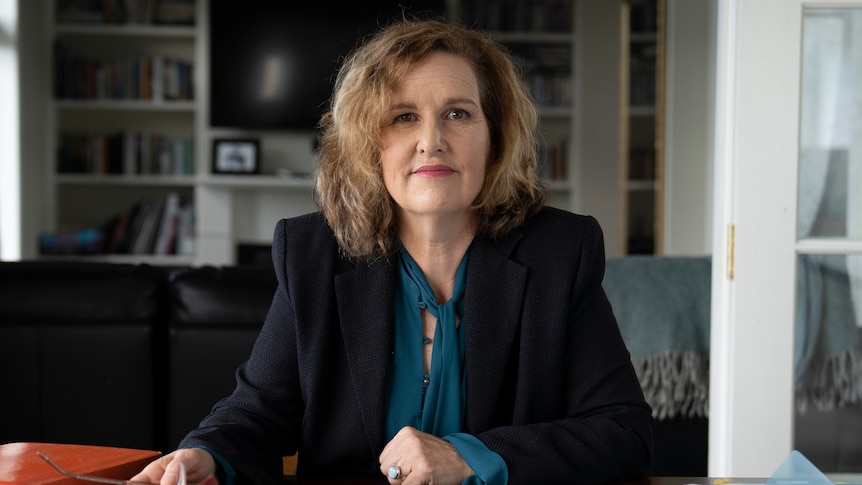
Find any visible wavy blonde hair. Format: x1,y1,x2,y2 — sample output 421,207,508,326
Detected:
315,18,546,261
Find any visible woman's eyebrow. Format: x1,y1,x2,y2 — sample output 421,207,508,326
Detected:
389,98,479,110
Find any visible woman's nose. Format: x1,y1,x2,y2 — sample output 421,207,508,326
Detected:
417,120,445,154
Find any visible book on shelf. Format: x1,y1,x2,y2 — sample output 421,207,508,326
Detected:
508,44,572,107
54,42,195,102
629,0,659,33
130,198,163,254
153,191,182,254
460,0,573,33
629,43,657,106
153,0,196,25
56,0,106,24
58,130,194,175
113,194,194,256
56,0,196,25
539,137,569,181
41,193,195,257
111,200,146,253
628,148,656,180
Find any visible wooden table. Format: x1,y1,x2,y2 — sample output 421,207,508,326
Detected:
0,442,161,484
0,442,761,485
278,476,755,485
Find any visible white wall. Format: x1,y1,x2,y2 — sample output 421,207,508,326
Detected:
18,0,49,260
3,0,49,261
663,0,717,256
0,0,19,260
579,0,624,257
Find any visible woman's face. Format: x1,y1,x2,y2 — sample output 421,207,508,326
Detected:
380,51,490,223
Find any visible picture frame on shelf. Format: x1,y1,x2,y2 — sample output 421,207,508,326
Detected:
212,138,260,175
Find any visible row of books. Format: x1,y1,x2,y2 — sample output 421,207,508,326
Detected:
630,62,656,107
629,43,657,106
39,193,195,256
628,149,656,180
54,42,194,101
460,0,574,33
539,137,569,181
513,45,572,107
110,194,195,255
630,0,659,33
526,71,573,108
57,131,194,176
57,0,196,25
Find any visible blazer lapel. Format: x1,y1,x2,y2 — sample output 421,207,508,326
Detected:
462,234,527,432
332,233,527,446
334,259,396,454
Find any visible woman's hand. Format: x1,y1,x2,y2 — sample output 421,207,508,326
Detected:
130,448,219,485
379,426,474,485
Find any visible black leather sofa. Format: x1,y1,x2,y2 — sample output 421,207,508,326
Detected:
166,265,276,448
1,258,859,476
0,258,713,476
0,260,275,453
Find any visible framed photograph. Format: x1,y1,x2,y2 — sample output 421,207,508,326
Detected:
212,138,260,175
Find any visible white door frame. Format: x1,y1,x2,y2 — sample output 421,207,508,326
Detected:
711,0,801,475
710,0,862,476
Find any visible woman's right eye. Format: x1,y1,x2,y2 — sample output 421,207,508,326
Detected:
393,113,415,123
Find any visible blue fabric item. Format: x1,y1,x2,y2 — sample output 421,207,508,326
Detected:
386,249,468,439
443,433,509,485
195,446,237,485
385,249,507,484
603,256,712,359
795,254,862,411
765,450,832,485
603,255,712,419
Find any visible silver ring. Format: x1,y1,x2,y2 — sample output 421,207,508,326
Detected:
388,465,403,479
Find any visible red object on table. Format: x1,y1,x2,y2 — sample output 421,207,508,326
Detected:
0,442,161,484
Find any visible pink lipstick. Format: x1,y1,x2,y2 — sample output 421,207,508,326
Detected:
414,165,455,178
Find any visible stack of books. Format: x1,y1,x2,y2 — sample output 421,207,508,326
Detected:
39,192,195,257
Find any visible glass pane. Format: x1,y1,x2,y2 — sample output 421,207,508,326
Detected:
794,253,862,474
798,9,862,240
795,8,862,476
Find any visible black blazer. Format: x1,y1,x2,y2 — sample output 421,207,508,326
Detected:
180,206,653,485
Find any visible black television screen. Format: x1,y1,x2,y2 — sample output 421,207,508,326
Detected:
209,2,447,132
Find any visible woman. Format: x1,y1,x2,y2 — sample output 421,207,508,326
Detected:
133,18,653,485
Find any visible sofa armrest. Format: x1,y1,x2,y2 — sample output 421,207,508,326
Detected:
166,265,277,448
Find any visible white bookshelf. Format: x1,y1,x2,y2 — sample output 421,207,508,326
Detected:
39,0,582,266
455,0,580,212
45,0,199,264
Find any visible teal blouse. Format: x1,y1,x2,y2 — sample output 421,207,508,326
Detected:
203,248,507,485
385,249,507,485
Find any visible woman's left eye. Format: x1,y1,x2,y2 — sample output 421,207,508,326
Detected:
446,109,468,120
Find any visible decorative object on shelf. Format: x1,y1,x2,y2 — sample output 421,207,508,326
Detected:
212,138,261,175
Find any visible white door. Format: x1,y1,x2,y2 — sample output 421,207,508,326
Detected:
710,0,862,477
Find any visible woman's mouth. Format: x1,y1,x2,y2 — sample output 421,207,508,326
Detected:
414,165,455,177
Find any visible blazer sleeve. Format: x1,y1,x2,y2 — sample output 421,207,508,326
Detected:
178,219,304,485
473,213,654,484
